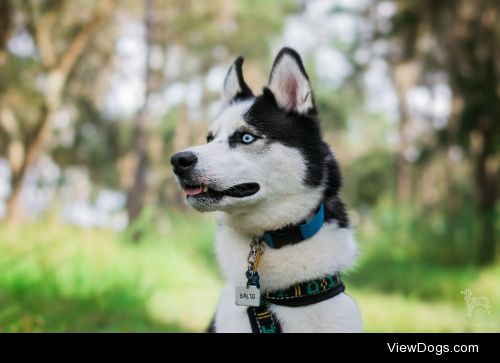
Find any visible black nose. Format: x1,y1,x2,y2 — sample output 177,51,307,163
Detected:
171,151,198,173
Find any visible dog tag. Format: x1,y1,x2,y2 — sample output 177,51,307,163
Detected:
235,285,261,307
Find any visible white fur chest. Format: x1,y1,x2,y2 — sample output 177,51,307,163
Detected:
213,213,363,332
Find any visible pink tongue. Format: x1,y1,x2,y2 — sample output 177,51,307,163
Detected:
185,186,203,196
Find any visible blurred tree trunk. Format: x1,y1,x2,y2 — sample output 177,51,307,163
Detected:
441,0,499,265
389,0,499,265
389,61,418,202
0,0,13,67
471,129,498,265
443,92,463,213
385,4,419,203
4,1,115,223
0,2,15,212
126,0,155,226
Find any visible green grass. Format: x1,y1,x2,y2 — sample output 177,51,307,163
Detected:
0,213,221,332
346,256,500,332
0,211,498,332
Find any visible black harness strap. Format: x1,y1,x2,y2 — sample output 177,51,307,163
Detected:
247,273,345,333
247,304,282,333
266,274,345,307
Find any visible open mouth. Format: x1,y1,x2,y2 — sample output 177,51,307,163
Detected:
182,182,260,199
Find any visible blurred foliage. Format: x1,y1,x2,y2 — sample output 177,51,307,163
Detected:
0,0,498,332
344,149,396,207
383,0,499,264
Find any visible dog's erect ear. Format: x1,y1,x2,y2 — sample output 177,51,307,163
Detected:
223,56,254,104
267,47,315,114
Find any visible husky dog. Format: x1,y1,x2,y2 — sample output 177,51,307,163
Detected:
171,48,362,332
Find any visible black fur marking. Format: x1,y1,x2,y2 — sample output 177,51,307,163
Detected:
206,132,214,143
228,131,243,148
206,315,216,333
244,89,326,187
224,56,254,103
243,89,349,228
227,128,260,148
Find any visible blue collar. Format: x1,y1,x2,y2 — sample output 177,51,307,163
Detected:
262,203,325,249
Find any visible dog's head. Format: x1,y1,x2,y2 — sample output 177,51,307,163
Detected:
171,48,343,232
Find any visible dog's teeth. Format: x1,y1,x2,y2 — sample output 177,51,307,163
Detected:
202,186,208,193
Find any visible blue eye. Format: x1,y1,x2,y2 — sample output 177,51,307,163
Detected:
241,133,256,144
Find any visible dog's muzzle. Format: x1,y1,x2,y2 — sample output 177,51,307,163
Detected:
171,151,260,200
